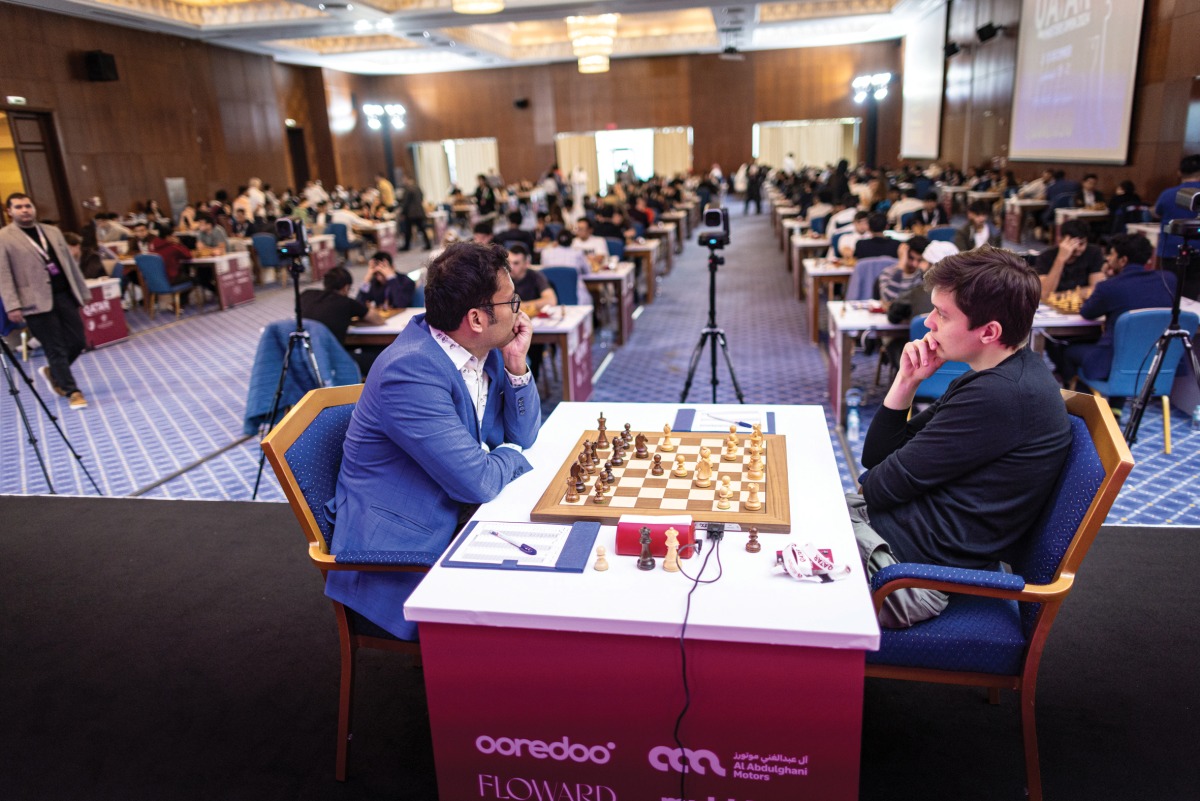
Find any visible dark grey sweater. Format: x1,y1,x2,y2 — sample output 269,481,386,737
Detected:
860,348,1071,568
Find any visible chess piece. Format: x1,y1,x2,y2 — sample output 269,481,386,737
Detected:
570,462,586,494
651,454,664,476
744,482,762,511
747,444,764,481
746,527,761,553
623,423,633,446
565,476,580,503
672,453,688,477
637,527,656,571
634,433,649,459
723,438,739,462
583,441,597,473
663,528,680,573
693,458,712,488
752,423,763,446
699,445,711,466
603,461,616,486
593,545,609,571
595,413,610,453
659,424,676,452
592,480,609,504
716,476,732,510
727,425,738,446
611,440,625,467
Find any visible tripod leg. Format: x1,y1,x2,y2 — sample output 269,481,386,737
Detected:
680,331,712,403
1,350,55,493
1123,337,1170,445
714,331,746,404
253,337,299,499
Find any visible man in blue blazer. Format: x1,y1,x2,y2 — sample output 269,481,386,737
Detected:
326,242,541,639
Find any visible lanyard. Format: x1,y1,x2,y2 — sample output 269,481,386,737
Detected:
23,226,54,264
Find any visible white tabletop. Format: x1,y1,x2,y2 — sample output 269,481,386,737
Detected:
345,308,422,337
804,259,853,278
827,301,905,334
529,304,592,334
581,262,634,283
1125,222,1161,244
405,402,881,651
792,234,832,248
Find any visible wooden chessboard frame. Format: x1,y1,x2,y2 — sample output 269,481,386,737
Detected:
530,429,792,532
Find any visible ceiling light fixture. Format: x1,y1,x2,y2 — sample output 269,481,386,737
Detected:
452,0,504,14
363,102,406,132
851,72,891,104
566,13,619,74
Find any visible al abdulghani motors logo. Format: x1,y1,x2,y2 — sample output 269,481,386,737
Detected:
648,746,727,777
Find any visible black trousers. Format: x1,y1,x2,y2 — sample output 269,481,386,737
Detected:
24,290,86,395
402,216,432,250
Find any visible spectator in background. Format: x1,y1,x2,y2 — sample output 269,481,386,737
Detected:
886,187,923,229
193,213,228,256
399,178,432,251
356,251,415,312
1107,180,1145,234
877,235,930,303
494,210,534,252
854,213,902,260
149,222,193,284
954,200,1002,252
1074,173,1106,209
472,221,495,246
540,228,591,304
1034,218,1105,300
300,266,384,357
913,192,949,228
65,230,106,280
95,213,131,243
1154,153,1200,299
571,218,610,259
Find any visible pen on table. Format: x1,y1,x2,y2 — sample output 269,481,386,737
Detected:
707,415,753,429
490,530,537,555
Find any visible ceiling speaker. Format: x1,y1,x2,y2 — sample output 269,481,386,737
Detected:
513,98,530,110
84,51,118,82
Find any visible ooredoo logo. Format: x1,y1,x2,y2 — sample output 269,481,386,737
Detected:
648,746,727,777
476,735,617,764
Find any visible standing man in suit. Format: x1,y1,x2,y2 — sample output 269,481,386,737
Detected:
0,193,91,410
325,242,541,639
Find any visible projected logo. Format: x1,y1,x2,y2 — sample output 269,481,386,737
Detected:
648,746,727,777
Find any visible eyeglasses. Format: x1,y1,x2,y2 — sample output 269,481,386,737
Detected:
479,294,521,314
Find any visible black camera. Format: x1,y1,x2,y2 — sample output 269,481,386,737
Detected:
1168,188,1200,238
276,218,310,265
697,205,730,248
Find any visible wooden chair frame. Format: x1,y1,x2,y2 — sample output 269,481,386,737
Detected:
261,384,427,782
864,390,1134,801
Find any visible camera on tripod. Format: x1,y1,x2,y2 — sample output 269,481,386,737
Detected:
1167,187,1200,237
275,218,310,271
697,205,730,249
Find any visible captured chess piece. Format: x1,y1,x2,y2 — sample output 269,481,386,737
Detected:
693,458,712,488
637,527,656,571
651,453,664,476
565,475,580,503
663,528,680,573
672,453,688,477
744,482,762,511
660,424,676,452
746,527,761,553
634,433,649,459
593,545,609,571
716,475,732,510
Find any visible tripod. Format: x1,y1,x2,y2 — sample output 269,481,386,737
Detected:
1123,239,1200,444
0,336,103,495
680,244,745,404
252,257,323,499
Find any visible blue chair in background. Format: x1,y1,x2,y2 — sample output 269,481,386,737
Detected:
830,230,846,256
604,237,625,260
899,210,919,231
252,232,281,282
846,256,896,301
541,266,579,306
261,385,432,782
810,215,828,236
328,223,362,263
865,391,1134,801
410,284,425,307
1075,308,1199,454
908,314,972,401
134,253,193,319
545,222,563,241
927,225,957,242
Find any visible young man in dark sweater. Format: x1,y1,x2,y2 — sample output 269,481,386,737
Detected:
847,246,1071,628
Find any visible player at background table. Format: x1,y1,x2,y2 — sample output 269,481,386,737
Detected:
325,242,542,640
846,247,1071,628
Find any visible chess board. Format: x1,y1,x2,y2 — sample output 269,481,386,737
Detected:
530,430,792,533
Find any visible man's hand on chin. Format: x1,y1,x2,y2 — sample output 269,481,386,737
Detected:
502,310,533,375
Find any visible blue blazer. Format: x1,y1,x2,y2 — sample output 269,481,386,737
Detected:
325,314,541,639
1078,263,1176,379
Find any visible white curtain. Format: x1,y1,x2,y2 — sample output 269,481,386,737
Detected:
653,128,692,178
450,138,499,192
412,141,451,203
758,121,855,171
555,134,600,197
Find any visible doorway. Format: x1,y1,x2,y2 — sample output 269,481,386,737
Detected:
287,127,310,190
0,110,73,229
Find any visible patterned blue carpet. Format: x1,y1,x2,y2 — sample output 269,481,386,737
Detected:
1,207,1196,525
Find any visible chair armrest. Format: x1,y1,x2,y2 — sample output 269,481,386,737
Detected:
308,542,436,572
870,562,1075,613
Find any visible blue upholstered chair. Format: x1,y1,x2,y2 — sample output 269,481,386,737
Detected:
1075,308,1199,454
899,210,919,231
251,232,281,280
926,225,957,242
410,284,425,307
810,215,828,235
260,385,435,782
864,390,1134,801
909,314,972,401
604,237,625,260
846,256,896,301
134,253,193,319
328,223,362,262
540,266,579,306
830,230,847,255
